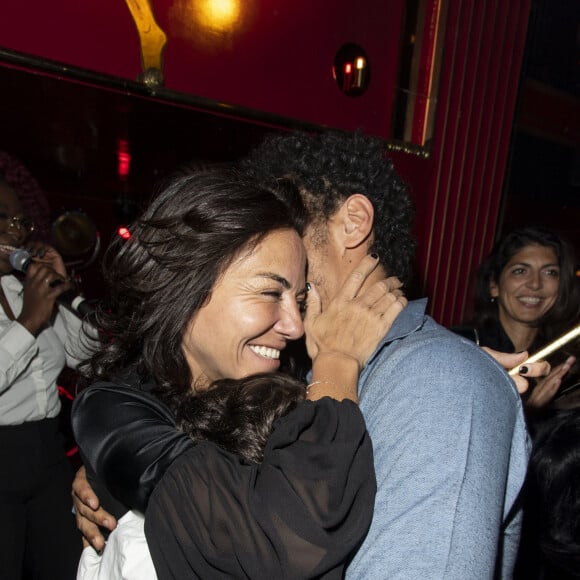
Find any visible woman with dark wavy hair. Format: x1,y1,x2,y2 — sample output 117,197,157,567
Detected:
72,167,406,579
453,226,580,411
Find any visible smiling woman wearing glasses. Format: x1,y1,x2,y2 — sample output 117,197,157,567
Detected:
0,175,96,580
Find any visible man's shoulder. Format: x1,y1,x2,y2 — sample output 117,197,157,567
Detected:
361,307,518,404
380,309,487,364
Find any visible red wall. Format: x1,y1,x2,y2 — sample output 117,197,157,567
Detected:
0,0,404,138
0,1,533,326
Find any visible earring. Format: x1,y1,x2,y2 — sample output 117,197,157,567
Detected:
490,297,496,303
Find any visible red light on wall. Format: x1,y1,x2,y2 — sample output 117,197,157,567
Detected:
117,139,131,179
117,226,132,240
344,62,352,74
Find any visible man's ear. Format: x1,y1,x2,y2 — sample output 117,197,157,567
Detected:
339,194,374,249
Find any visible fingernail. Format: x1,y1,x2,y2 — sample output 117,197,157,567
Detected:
306,282,311,292
519,366,529,375
370,252,379,260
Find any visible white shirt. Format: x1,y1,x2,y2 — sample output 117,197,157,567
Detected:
77,511,157,580
0,274,94,425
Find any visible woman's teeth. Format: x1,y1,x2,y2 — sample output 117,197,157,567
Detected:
519,296,542,305
249,345,280,360
0,244,17,256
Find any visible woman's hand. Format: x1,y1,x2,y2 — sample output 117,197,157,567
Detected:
25,242,69,278
526,355,576,409
482,348,551,394
17,244,73,335
304,254,407,370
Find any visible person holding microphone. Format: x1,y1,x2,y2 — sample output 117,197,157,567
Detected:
0,176,94,580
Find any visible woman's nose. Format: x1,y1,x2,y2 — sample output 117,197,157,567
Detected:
526,271,542,289
275,303,305,340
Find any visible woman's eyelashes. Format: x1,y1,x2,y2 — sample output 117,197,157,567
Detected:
509,266,560,278
261,290,283,299
259,288,307,317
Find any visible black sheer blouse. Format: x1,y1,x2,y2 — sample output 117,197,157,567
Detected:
73,383,376,579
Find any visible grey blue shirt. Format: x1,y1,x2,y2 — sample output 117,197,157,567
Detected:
346,299,530,579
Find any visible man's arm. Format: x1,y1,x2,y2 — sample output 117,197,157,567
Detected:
72,466,116,551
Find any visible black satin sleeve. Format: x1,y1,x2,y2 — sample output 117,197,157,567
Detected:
145,398,376,580
71,382,195,512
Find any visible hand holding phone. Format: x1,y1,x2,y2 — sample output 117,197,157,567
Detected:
508,325,580,376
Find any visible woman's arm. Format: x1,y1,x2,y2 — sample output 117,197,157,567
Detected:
145,398,375,579
305,254,407,403
72,383,195,512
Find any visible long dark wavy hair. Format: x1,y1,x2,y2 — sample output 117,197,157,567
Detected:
81,167,307,409
176,372,306,463
471,226,580,345
516,408,580,579
242,130,416,286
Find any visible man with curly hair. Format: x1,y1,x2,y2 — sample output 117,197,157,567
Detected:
243,130,530,579
73,131,531,579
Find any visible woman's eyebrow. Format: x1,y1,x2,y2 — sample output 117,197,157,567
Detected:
257,273,307,293
257,273,291,288
510,261,559,268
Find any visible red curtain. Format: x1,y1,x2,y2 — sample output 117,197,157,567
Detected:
413,0,532,326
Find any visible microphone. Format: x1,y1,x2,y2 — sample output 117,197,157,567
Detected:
9,248,95,319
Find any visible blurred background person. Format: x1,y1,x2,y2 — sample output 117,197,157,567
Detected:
515,407,580,579
453,226,580,415
0,151,51,244
0,174,92,579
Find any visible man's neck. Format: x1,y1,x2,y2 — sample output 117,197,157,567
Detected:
361,262,389,293
339,255,388,296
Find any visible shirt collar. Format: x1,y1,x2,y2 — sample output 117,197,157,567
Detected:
365,298,429,365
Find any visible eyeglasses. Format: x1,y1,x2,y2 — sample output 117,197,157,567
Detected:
0,212,35,234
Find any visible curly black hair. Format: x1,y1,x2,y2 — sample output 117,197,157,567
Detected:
242,130,416,284
81,167,307,408
175,372,306,463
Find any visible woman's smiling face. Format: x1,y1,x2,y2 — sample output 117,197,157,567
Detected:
490,243,560,327
182,228,307,389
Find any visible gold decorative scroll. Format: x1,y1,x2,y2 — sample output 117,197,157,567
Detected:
124,0,167,86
